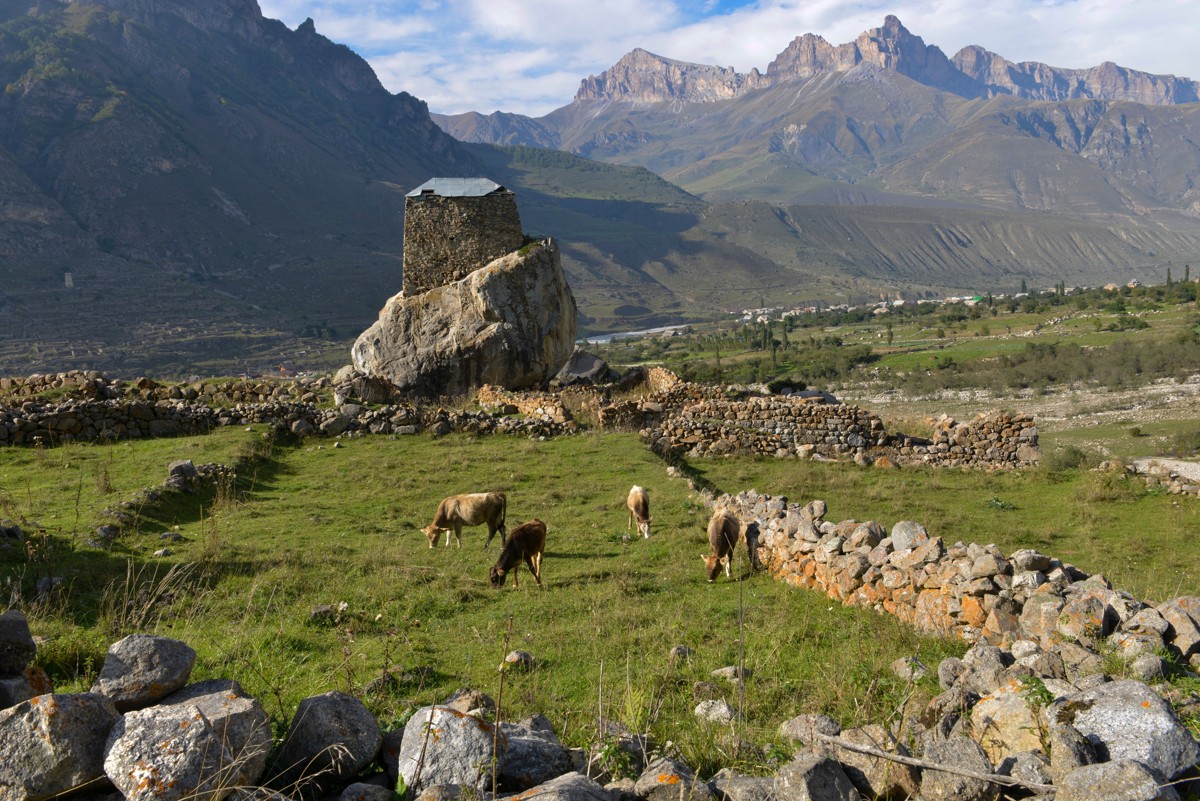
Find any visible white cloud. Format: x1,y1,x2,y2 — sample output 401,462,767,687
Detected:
257,0,1200,116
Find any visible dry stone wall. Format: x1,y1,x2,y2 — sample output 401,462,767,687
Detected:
721,488,1200,662
646,395,1039,469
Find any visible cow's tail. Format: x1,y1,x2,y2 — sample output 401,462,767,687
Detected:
499,492,507,537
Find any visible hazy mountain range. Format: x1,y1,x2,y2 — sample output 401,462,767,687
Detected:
2,3,1199,375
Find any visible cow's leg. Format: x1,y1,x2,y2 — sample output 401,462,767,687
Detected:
512,563,519,589
485,525,496,548
454,525,462,549
724,557,732,578
528,553,543,588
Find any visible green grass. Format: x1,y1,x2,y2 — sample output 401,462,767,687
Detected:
2,430,967,773
692,457,1200,602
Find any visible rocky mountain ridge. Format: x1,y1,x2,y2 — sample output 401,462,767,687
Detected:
573,15,1199,106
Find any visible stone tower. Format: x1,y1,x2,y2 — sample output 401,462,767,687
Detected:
402,178,524,296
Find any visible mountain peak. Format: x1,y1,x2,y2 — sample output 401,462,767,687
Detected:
575,47,764,104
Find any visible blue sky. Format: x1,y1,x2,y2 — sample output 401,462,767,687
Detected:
256,1,1200,117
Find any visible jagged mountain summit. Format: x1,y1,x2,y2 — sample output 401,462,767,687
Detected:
434,15,1200,217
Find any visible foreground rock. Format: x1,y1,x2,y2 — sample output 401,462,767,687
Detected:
270,691,381,794
396,705,500,794
0,693,120,801
89,634,196,712
352,239,577,396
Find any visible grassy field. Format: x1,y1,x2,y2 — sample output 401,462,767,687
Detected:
2,429,967,774
3,423,1199,773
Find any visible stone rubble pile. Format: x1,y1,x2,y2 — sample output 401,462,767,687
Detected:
4,601,1197,801
1121,460,1200,498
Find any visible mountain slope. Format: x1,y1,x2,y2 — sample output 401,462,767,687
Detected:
434,16,1200,223
0,0,475,374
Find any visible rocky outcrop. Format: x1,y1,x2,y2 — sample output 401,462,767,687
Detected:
351,239,577,396
576,49,767,105
574,16,1200,107
953,46,1200,104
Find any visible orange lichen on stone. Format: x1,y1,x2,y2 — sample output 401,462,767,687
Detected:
658,773,681,785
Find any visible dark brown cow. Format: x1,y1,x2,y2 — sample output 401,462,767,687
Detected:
489,519,546,589
627,485,651,539
702,508,742,582
422,492,507,549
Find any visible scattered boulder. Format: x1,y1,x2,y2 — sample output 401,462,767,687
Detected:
1047,679,1200,781
271,691,381,794
695,699,735,723
0,610,36,678
965,681,1044,766
635,756,712,801
773,754,857,801
396,705,499,795
917,736,998,801
709,772,774,801
89,634,196,712
1055,759,1181,801
554,347,618,386
0,693,120,801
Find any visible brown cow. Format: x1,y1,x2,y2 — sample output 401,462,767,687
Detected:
489,519,546,589
702,508,742,582
627,485,651,539
422,492,507,549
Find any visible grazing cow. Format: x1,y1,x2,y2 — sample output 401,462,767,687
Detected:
627,485,651,539
702,508,742,582
422,492,507,549
489,519,546,589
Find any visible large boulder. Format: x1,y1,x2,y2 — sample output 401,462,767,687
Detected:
270,691,381,794
89,634,196,712
352,239,577,396
395,705,500,795
1046,679,1200,781
0,610,36,677
104,703,240,801
159,679,273,790
0,693,120,801
497,714,574,791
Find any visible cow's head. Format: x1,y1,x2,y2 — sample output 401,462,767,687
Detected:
422,525,440,548
489,566,507,589
702,553,729,583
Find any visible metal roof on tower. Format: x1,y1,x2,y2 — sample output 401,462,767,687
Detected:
406,178,509,198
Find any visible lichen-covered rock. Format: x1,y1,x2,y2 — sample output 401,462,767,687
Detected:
516,771,615,801
271,691,381,794
695,699,735,723
634,756,712,801
1047,679,1200,781
0,693,119,801
918,736,998,801
396,705,499,795
352,239,577,396
89,634,196,712
778,713,841,749
160,679,272,789
1055,759,1181,801
709,773,774,801
965,680,1045,766
818,724,919,799
773,754,857,801
104,703,239,801
498,714,574,791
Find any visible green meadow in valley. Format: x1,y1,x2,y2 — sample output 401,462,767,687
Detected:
3,422,1198,769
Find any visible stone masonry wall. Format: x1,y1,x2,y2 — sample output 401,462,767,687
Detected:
722,489,1200,666
402,193,524,296
646,395,1040,469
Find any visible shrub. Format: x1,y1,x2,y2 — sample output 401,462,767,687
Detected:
1042,444,1100,472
